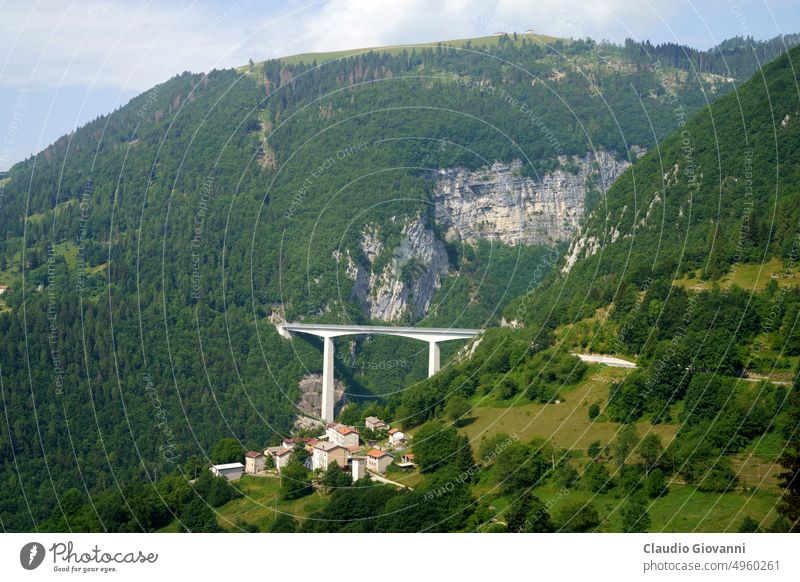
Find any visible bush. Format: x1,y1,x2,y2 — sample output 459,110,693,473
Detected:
621,497,651,532
645,468,669,498
584,461,614,493
588,402,601,420
554,500,600,532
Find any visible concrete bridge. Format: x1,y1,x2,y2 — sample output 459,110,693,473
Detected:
277,323,481,421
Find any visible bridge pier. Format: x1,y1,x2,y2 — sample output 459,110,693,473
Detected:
428,341,440,377
321,336,335,422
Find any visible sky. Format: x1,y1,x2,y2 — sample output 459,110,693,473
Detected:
1,0,799,170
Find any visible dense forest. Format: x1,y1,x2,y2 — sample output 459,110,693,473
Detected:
1,32,799,532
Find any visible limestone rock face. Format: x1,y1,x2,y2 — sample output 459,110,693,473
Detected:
346,215,449,322
297,373,345,417
432,151,631,246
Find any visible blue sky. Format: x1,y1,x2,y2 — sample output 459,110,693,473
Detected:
1,0,799,170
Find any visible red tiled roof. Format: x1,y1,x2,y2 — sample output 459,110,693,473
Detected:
388,428,400,434
283,437,311,445
367,449,390,458
245,451,263,458
337,425,358,435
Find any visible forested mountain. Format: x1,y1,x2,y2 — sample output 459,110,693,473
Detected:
0,32,797,532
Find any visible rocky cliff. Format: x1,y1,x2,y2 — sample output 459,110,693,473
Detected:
432,150,634,246
345,214,449,322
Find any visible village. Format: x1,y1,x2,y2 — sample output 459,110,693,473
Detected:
208,416,416,486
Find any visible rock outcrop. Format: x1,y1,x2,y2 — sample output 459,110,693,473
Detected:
345,214,449,322
297,373,346,418
432,150,631,246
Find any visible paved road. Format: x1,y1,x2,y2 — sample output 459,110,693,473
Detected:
571,353,637,368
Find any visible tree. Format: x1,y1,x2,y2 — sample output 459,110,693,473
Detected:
211,438,244,464
554,501,600,532
587,440,602,459
621,497,651,532
552,461,579,489
205,475,242,507
522,496,555,533
778,385,800,531
320,461,352,491
337,403,362,426
269,513,299,533
179,499,222,533
638,434,663,475
614,424,639,467
584,461,613,493
280,459,312,501
413,421,461,473
588,402,601,420
494,441,550,494
445,395,471,424
738,516,761,533
505,493,533,532
645,468,669,498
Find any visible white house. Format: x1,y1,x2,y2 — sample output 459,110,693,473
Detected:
364,416,387,431
351,456,367,481
312,441,348,471
326,423,360,448
244,451,265,474
388,428,406,447
265,446,293,471
210,462,244,481
366,450,393,475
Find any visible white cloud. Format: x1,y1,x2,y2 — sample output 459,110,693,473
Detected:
0,0,792,93
0,0,258,90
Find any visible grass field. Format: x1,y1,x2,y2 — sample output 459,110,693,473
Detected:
673,258,800,291
460,366,678,452
527,483,780,532
215,475,328,531
241,33,567,69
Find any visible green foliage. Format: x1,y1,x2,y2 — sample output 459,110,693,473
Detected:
638,434,664,475
493,440,551,495
211,439,245,465
280,459,313,501
584,461,614,493
269,513,299,533
413,421,469,473
778,384,800,531
179,499,222,533
445,395,471,423
737,516,761,533
644,468,669,499
613,424,640,467
320,461,353,491
554,500,601,533
621,497,651,532
303,481,400,532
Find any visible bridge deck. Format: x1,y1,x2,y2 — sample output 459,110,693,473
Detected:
281,322,481,339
